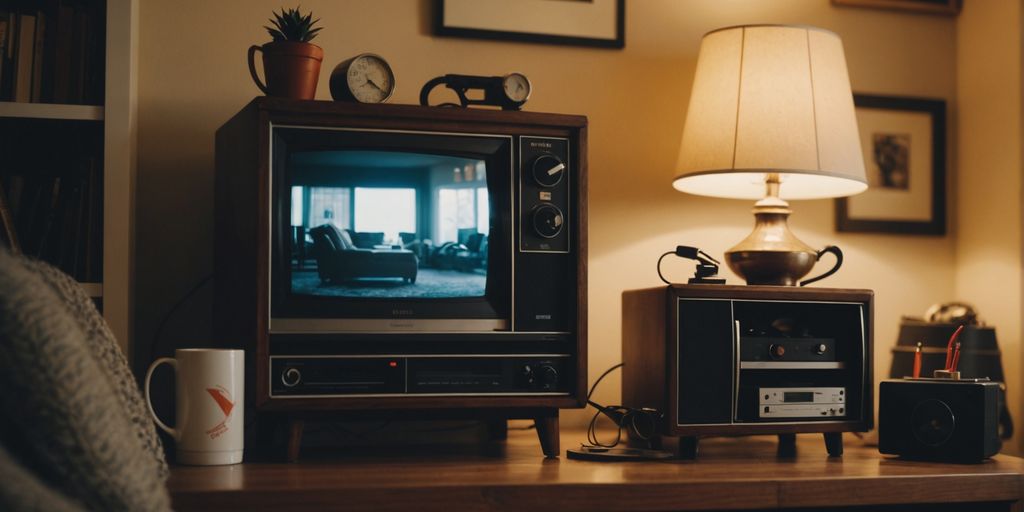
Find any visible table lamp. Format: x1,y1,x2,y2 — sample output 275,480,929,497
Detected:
674,25,867,286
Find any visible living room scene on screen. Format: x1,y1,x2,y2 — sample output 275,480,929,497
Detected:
289,150,490,299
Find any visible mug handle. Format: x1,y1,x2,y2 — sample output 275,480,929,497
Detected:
145,357,179,439
800,245,844,287
247,45,269,94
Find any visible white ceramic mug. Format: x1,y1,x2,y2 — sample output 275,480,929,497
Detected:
145,349,244,465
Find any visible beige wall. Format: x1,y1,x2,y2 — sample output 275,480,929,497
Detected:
955,0,1024,452
136,1,959,428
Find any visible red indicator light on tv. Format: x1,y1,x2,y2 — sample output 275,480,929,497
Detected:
389,361,398,367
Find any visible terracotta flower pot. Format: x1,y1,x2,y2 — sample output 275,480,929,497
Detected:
248,41,323,100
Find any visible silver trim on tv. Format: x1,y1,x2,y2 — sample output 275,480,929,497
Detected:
270,318,510,333
270,392,572,398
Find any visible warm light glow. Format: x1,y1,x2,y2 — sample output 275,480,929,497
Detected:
674,25,867,200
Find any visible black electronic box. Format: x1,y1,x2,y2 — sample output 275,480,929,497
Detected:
879,378,1002,463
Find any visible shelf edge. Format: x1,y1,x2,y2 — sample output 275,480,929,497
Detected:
0,102,105,121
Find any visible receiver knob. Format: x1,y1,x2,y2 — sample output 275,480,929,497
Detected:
282,367,302,387
769,344,786,359
538,365,559,391
532,204,564,239
521,365,536,387
816,343,828,355
532,154,565,188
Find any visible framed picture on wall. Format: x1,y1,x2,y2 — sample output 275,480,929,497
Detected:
835,94,947,235
434,0,625,49
831,0,961,16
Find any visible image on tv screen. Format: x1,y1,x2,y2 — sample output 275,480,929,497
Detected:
288,150,490,299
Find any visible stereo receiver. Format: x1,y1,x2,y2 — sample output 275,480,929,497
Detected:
622,284,873,459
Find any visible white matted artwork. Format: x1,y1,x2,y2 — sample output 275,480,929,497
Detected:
434,0,625,49
835,95,946,235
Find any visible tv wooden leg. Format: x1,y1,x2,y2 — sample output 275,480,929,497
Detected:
678,436,699,460
777,433,797,458
824,432,843,457
286,418,304,463
534,412,559,458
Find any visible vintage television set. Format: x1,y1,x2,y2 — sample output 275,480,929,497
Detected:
214,98,587,459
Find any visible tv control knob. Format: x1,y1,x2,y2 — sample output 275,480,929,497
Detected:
532,154,565,188
282,367,302,387
538,365,559,391
769,344,786,359
521,365,536,387
532,204,564,239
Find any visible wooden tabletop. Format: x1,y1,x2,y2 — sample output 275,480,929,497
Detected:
168,427,1024,511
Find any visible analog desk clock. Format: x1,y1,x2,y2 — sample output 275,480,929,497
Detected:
501,72,532,108
330,53,396,103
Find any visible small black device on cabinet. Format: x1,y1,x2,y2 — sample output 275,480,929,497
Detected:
879,378,1002,463
420,73,532,110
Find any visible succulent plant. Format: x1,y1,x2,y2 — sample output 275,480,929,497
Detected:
265,7,322,43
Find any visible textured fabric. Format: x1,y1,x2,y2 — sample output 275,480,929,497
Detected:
24,259,169,479
0,250,171,511
0,443,85,512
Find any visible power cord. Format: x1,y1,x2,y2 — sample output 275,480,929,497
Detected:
149,273,214,360
583,363,661,449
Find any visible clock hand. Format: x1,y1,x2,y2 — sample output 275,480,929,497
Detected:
366,78,385,92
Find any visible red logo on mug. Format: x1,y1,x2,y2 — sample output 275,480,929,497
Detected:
205,386,234,439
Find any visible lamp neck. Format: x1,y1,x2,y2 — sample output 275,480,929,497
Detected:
755,173,789,210
765,173,781,199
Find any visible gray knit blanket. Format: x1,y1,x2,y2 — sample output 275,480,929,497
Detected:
0,249,170,511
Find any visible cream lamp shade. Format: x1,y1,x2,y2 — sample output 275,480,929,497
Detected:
673,25,867,200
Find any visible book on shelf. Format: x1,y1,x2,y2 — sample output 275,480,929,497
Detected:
2,155,103,281
12,12,33,102
51,3,73,102
0,179,20,253
0,11,9,100
0,0,105,104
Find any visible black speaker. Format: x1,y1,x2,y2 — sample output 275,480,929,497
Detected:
879,379,1001,463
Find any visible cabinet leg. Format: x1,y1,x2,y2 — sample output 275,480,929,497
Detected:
486,419,508,441
678,436,699,460
286,419,304,463
534,412,560,458
824,432,843,457
777,433,797,458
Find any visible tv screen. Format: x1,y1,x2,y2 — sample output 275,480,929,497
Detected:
288,150,491,300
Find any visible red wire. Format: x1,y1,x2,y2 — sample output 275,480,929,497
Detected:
944,324,965,370
913,342,922,379
951,342,962,372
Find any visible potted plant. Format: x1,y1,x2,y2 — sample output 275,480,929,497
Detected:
247,7,324,100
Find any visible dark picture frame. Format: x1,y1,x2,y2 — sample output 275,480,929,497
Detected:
835,94,946,235
831,0,961,16
434,0,625,49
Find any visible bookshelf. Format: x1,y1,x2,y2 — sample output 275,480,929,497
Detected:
0,0,137,355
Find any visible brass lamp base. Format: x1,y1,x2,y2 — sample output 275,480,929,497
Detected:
724,175,843,286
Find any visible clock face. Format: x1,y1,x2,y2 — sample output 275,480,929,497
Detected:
346,54,395,103
502,73,531,103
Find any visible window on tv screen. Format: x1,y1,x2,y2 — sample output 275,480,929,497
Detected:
288,150,491,300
